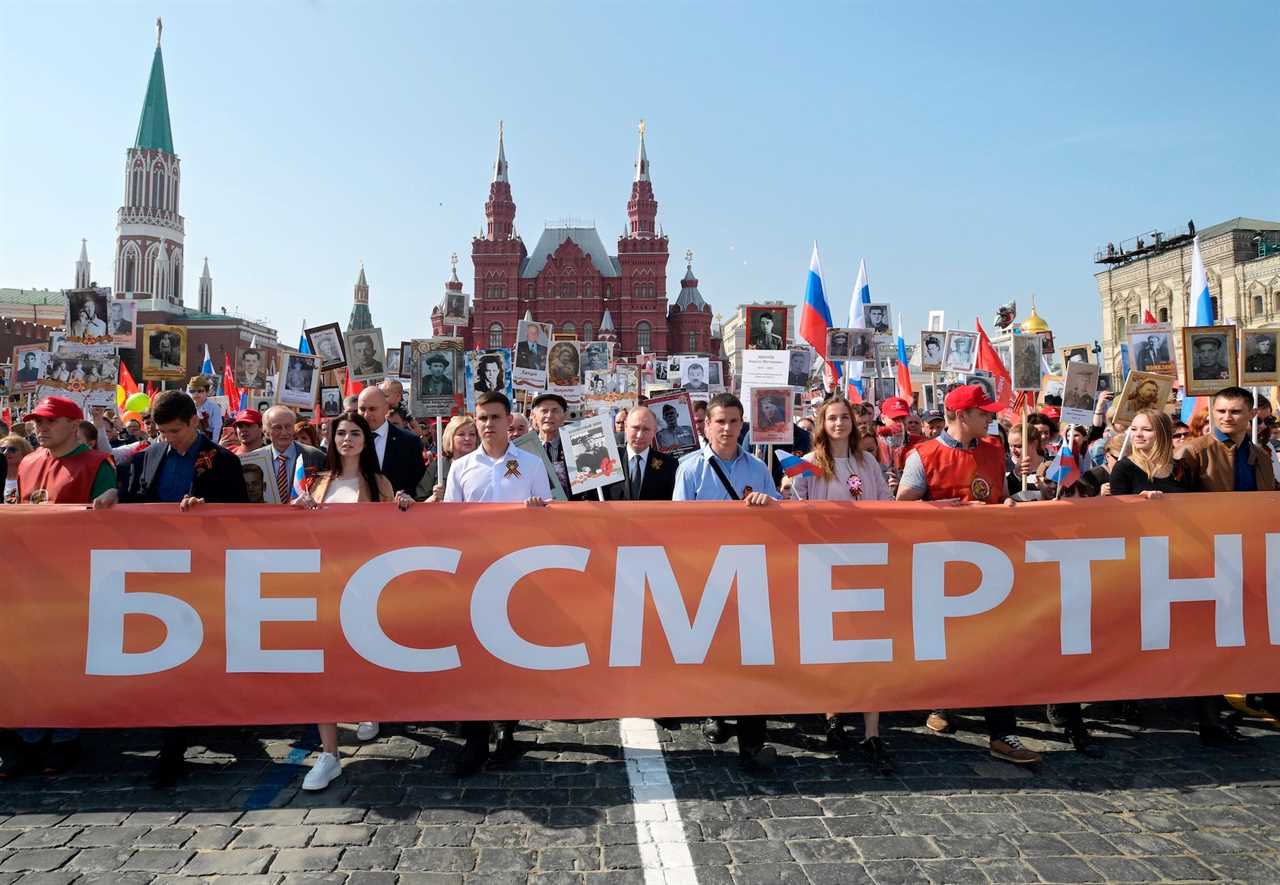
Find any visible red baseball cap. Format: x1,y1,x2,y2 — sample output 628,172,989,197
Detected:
1040,406,1062,420
879,396,911,419
23,396,84,423
233,409,264,426
944,384,1000,413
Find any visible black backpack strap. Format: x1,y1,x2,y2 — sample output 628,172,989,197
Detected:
707,456,740,501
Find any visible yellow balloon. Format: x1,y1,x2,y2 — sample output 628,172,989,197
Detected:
116,385,127,407
125,392,151,413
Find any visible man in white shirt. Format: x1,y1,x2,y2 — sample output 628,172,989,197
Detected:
443,391,548,775
263,406,323,502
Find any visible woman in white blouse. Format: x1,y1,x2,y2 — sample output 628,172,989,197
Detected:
292,410,413,790
790,396,894,772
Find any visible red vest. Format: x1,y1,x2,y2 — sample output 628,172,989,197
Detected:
17,447,112,504
913,436,1006,503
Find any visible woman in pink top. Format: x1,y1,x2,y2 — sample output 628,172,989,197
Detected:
791,396,894,772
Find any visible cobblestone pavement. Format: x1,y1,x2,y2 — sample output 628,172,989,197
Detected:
2,702,1279,884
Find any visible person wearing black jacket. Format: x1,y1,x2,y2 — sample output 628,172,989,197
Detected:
357,387,426,495
531,392,595,501
601,406,678,501
122,390,248,786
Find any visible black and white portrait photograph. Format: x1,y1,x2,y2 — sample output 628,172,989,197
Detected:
12,344,50,391
919,332,945,372
142,324,187,381
1241,329,1279,384
107,298,137,347
548,341,582,388
237,446,281,505
385,347,402,377
1060,360,1101,424
345,327,386,381
1127,326,1175,374
707,359,723,389
750,387,793,445
464,349,513,411
826,328,854,360
645,390,698,455
277,352,320,408
513,320,552,390
1113,371,1173,426
443,291,467,326
941,330,978,373
873,377,896,403
65,289,109,341
682,356,710,392
786,347,813,388
236,347,268,389
398,341,414,379
963,372,998,405
320,386,343,417
581,341,611,373
746,306,787,350
1011,333,1043,390
846,329,874,360
862,303,892,337
419,351,456,396
1182,325,1236,395
558,414,624,495
1059,344,1091,368
305,323,347,371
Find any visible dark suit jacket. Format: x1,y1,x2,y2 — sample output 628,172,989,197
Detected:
124,434,249,503
380,422,426,494
603,447,678,501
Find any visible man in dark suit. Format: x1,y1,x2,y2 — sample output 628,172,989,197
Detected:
530,392,594,501
516,323,549,370
357,386,425,495
122,389,249,787
16,352,40,383
262,405,324,501
602,405,678,501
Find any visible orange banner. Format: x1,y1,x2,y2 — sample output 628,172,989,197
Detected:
2,495,1278,728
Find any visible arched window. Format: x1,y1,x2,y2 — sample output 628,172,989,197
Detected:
688,331,697,352
545,280,554,296
131,166,143,205
605,283,612,297
123,250,137,292
1274,292,1280,312
1129,314,1139,326
1158,306,1169,323
1210,296,1219,320
527,283,535,297
562,283,575,298
583,282,593,299
1116,316,1127,338
583,322,594,341
1253,294,1264,315
488,323,503,348
636,321,652,351
562,322,576,338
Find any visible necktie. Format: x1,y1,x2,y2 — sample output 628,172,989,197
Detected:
276,453,290,502
630,455,643,498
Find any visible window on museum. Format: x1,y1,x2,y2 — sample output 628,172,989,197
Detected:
563,322,576,337
1210,296,1219,320
636,321,652,351
545,281,554,296
1253,295,1264,316
1275,292,1280,312
488,323,503,348
605,283,612,297
583,322,594,341
527,284,535,297
1116,316,1126,337
123,252,137,292
688,331,697,351
1158,307,1169,323
583,282,593,299
1129,314,1139,327
562,283,575,298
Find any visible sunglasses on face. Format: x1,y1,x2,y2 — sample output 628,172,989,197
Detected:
0,447,17,455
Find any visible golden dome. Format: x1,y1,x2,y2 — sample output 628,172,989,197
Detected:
1020,305,1050,333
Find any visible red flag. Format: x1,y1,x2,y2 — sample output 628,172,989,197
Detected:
1,408,11,426
975,318,1013,409
343,369,365,398
222,353,241,417
145,381,157,399
118,360,140,396
845,381,863,404
1143,309,1157,324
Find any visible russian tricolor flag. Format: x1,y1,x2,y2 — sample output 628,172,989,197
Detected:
895,314,914,402
846,259,871,402
775,449,820,478
1181,235,1213,422
1045,431,1081,490
798,243,839,391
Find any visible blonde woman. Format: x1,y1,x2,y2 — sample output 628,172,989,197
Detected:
293,410,413,790
1110,409,1199,496
2,434,34,503
424,414,479,501
790,397,894,772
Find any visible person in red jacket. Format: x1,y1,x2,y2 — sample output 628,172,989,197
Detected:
895,384,1041,765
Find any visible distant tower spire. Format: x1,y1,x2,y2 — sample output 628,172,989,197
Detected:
634,119,650,182
348,264,374,331
156,16,162,46
493,120,508,183
484,121,516,240
626,120,658,238
75,239,91,289
198,257,213,313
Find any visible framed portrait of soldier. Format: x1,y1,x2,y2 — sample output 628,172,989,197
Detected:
1060,361,1101,425
1010,333,1043,390
11,344,50,392
644,389,698,455
941,331,978,373
236,346,269,389
1096,373,1113,394
1127,324,1175,376
1040,373,1064,405
785,347,813,388
547,341,582,389
558,414,624,495
142,324,187,381
1059,343,1092,368
411,338,465,418
277,352,320,408
1240,329,1280,385
513,319,553,390
1037,330,1056,356
846,329,875,360
107,298,137,347
398,341,414,379
707,359,723,390
919,332,945,372
305,322,347,372
385,347,402,377
872,377,896,404
927,310,945,332
667,355,681,383
319,386,343,417
237,446,281,505
745,306,787,350
1113,370,1174,426
344,327,386,381
1182,325,1236,396
65,288,110,343
442,291,467,327
749,387,794,446
464,349,514,412
862,303,892,338
581,341,611,373
826,328,855,361
682,356,711,392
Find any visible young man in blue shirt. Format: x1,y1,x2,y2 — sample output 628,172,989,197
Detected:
673,392,778,770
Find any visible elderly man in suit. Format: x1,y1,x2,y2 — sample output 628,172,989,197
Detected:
602,405,678,501
262,405,324,501
356,386,425,495
516,323,549,369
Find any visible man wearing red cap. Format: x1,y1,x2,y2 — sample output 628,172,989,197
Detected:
895,384,1041,765
15,396,117,508
877,396,926,474
228,409,266,455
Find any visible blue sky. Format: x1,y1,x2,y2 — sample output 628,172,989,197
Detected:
2,2,1277,350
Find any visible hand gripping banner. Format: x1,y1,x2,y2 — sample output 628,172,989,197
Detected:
1,495,1278,728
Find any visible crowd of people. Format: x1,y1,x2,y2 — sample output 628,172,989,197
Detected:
1,372,1277,790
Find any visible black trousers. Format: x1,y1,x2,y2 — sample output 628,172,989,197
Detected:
983,707,1017,737
460,721,517,744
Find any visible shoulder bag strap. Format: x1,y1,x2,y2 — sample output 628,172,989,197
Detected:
706,456,740,501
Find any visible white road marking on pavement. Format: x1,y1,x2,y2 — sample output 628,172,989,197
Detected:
620,717,698,885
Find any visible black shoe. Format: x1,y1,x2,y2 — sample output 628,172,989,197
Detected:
653,718,682,731
42,737,81,774
737,745,777,772
451,737,489,778
1119,700,1143,728
702,718,733,745
824,718,849,752
148,752,185,789
492,724,521,765
861,736,895,773
1200,722,1248,748
0,734,38,779
1046,704,1069,728
1068,724,1104,757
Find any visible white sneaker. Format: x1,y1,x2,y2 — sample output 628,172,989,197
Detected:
302,752,341,791
355,721,380,741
